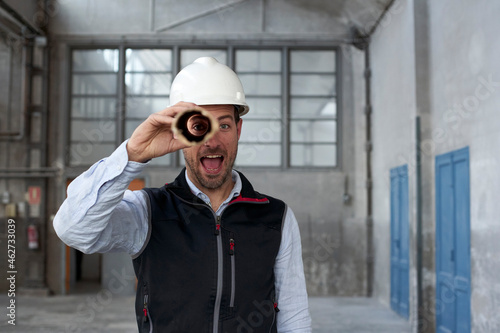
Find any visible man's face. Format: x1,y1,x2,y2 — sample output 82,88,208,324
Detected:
183,104,242,190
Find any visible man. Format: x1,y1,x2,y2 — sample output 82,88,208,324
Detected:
54,57,311,332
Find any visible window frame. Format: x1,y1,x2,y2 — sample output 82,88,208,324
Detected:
65,43,341,170
288,48,339,168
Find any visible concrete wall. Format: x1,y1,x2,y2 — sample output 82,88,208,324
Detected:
48,0,352,38
370,0,500,331
0,27,31,292
44,0,370,297
428,1,500,331
370,0,418,325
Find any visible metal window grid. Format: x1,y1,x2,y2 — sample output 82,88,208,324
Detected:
67,45,340,169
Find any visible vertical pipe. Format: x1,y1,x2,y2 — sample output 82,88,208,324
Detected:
41,39,49,167
413,0,430,328
149,0,155,32
364,45,374,297
172,45,180,167
40,36,50,290
261,0,267,32
282,46,290,169
416,116,423,331
117,45,126,144
25,40,34,167
6,36,13,133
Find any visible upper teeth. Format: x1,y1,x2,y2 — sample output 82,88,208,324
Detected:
205,155,221,158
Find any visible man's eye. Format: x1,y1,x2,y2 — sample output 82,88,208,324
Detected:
220,124,230,130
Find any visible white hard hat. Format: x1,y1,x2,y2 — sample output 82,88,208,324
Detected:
169,57,249,116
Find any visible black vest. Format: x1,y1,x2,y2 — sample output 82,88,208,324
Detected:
133,169,286,333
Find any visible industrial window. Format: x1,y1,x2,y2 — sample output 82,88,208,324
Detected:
235,50,282,167
0,34,21,133
289,51,337,167
69,49,119,165
68,47,338,168
125,49,173,166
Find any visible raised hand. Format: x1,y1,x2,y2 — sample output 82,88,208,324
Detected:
126,102,200,163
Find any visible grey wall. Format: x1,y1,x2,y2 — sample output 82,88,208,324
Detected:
370,0,417,314
370,0,500,332
428,1,500,331
47,0,381,38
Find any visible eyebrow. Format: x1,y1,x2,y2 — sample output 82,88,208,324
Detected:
217,115,234,122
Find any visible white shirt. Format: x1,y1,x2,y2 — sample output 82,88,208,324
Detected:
53,140,312,332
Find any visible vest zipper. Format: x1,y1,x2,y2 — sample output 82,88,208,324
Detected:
229,238,235,308
213,215,223,333
166,191,223,333
166,190,270,333
215,216,220,235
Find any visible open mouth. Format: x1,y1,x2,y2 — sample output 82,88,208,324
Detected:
200,155,224,174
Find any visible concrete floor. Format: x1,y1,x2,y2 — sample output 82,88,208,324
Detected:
309,297,411,333
0,294,411,332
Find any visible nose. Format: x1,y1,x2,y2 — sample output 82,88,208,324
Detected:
204,131,222,148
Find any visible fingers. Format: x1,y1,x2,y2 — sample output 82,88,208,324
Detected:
127,102,201,162
149,102,204,128
170,137,191,151
147,113,175,127
156,102,199,117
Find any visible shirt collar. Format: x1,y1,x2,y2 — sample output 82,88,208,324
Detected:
184,169,242,206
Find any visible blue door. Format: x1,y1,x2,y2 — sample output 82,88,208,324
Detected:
435,147,471,333
390,165,410,318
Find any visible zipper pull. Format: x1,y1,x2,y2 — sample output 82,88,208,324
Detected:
272,294,280,312
143,295,149,321
215,216,221,235
229,239,235,255
273,302,280,313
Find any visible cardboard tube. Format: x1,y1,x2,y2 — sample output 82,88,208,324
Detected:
172,107,218,146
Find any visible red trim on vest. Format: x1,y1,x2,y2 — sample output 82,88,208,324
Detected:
230,194,268,204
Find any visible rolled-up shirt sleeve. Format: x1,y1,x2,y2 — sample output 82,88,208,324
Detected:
274,207,312,332
53,140,149,256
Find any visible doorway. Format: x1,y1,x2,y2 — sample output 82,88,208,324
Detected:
64,178,145,294
435,147,471,333
390,164,410,318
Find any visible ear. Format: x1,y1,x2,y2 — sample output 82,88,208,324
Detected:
236,118,243,140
